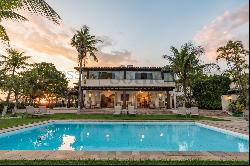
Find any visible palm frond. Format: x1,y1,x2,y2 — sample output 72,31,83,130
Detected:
20,0,61,24
0,24,9,43
0,11,27,21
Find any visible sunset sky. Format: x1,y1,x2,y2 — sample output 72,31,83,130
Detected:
0,0,249,85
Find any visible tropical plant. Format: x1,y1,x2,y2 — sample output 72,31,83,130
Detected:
0,48,30,102
216,40,249,110
71,25,102,112
2,74,23,111
228,96,246,116
163,42,218,107
0,0,61,43
192,75,231,110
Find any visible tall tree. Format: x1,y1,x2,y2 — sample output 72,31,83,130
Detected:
216,40,249,108
22,62,68,106
71,25,102,112
0,0,61,43
163,42,217,107
0,48,30,102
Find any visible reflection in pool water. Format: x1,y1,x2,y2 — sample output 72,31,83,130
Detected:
58,135,76,151
0,122,248,152
179,142,188,151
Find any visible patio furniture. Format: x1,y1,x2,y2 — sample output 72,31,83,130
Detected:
113,105,122,115
189,107,199,116
26,106,50,116
1,106,8,117
128,105,136,115
149,102,155,109
95,102,101,109
243,110,249,121
39,106,53,115
85,103,91,109
159,101,165,110
176,107,187,116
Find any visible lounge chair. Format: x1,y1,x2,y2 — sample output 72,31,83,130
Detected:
85,103,91,109
128,105,136,115
243,110,249,121
189,107,199,116
95,103,101,109
176,107,187,116
149,103,155,109
26,106,49,116
113,105,122,115
1,106,8,117
159,101,165,110
39,106,53,115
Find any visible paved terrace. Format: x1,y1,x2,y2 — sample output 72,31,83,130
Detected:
0,150,249,161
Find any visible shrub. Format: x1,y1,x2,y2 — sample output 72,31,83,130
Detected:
228,96,246,116
192,75,231,110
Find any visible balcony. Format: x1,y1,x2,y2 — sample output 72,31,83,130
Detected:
82,79,175,88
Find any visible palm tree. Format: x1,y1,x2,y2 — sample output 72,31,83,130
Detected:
0,0,61,43
0,48,30,102
71,25,102,113
163,42,205,107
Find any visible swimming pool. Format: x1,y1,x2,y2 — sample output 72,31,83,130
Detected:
0,121,248,152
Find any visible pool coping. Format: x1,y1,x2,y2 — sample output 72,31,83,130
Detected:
0,150,249,161
0,120,249,161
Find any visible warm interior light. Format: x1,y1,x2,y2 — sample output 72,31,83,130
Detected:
40,98,47,104
88,92,92,98
227,95,232,101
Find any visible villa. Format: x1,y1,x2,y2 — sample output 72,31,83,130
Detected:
75,65,177,109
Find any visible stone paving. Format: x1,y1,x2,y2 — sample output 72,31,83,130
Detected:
200,116,249,135
0,151,249,161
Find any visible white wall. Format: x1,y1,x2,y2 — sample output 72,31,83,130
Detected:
221,94,239,111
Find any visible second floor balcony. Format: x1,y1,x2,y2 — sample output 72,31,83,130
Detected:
81,79,175,88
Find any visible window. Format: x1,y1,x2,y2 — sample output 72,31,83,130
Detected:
135,73,153,80
164,73,174,82
99,72,116,79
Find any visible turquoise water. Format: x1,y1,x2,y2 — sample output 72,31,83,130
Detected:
0,122,248,152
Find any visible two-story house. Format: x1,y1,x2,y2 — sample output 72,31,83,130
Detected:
75,65,176,109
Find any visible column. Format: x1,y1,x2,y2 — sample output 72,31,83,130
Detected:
174,94,177,109
169,95,173,109
166,91,171,109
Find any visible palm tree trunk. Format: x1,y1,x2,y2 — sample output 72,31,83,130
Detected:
78,58,83,113
5,67,16,103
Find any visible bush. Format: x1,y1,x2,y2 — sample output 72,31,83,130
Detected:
192,75,231,110
0,102,15,112
228,96,246,116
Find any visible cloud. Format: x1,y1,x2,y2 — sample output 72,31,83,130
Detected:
193,3,249,62
1,10,137,71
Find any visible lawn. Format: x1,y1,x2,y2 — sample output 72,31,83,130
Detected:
0,160,248,165
0,114,227,130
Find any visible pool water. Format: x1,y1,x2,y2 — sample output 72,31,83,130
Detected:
0,122,248,152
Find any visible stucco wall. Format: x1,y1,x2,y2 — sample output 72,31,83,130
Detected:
221,94,239,111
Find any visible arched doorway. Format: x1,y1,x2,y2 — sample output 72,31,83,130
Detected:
101,91,115,108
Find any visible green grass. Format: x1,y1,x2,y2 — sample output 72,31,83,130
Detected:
0,114,227,130
0,160,248,165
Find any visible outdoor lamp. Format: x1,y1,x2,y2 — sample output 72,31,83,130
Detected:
88,92,92,98
227,95,232,102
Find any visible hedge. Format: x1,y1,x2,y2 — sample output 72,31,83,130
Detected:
192,75,231,110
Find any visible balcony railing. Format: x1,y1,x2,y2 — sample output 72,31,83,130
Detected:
82,79,175,87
